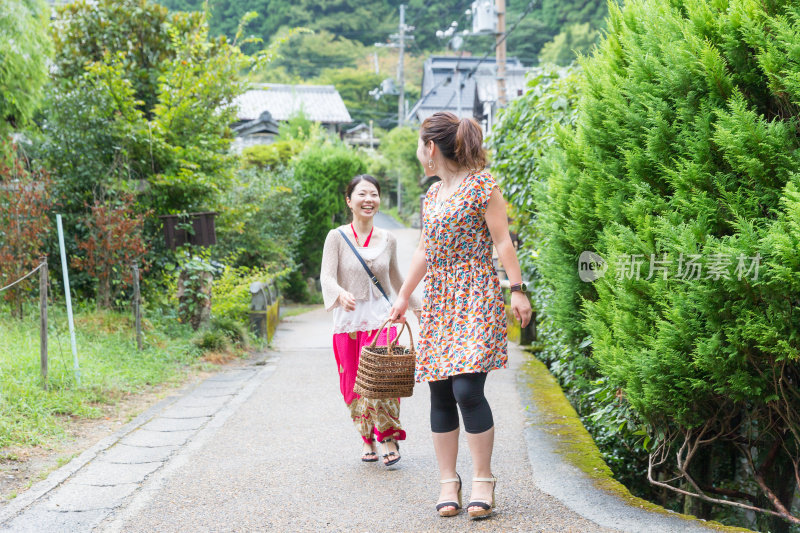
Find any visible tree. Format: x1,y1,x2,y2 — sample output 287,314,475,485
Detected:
292,139,366,276
538,23,599,66
37,0,271,299
0,0,51,142
260,30,362,80
372,126,422,220
0,149,53,318
72,194,150,309
51,0,206,116
314,68,397,125
158,0,394,52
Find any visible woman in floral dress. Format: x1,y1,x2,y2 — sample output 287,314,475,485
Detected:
389,112,532,519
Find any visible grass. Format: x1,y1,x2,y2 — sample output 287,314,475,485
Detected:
0,302,204,449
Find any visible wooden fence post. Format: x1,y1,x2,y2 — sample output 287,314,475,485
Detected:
39,257,48,390
132,263,143,350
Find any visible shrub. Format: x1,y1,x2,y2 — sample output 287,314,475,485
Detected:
491,0,800,528
214,166,303,269
292,139,367,277
193,328,230,352
0,151,53,318
241,140,303,171
72,193,150,309
212,263,286,324
209,316,249,348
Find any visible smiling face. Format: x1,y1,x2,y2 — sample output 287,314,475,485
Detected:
346,179,381,219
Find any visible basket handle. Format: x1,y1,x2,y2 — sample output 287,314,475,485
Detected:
368,318,415,352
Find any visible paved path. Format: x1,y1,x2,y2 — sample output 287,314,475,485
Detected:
0,223,724,532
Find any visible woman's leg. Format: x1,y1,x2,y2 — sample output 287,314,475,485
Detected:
358,326,406,464
451,373,495,509
333,333,376,458
429,378,461,508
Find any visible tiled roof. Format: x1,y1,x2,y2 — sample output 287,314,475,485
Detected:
233,83,352,124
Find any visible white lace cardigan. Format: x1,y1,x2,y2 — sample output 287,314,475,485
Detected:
320,227,421,313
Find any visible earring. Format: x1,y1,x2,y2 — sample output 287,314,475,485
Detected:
427,159,435,170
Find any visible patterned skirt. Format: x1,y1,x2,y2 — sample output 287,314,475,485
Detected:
332,327,406,443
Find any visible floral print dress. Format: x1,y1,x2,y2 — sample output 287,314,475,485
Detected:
416,171,508,383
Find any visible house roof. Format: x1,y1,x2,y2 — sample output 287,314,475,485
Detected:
232,110,280,137
233,83,352,125
409,55,527,122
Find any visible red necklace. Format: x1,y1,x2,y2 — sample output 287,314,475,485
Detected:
351,223,374,247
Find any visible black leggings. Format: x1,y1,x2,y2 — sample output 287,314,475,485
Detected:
429,372,493,434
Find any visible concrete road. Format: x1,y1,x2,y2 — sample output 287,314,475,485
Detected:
0,222,724,533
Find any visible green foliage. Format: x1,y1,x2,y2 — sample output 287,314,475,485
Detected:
490,64,651,493
368,126,422,221
215,166,303,269
44,0,261,217
0,0,51,139
276,111,316,142
212,263,284,323
158,0,394,52
494,0,800,527
51,0,205,115
176,252,215,329
192,327,230,352
293,139,367,276
208,316,249,347
508,0,608,64
539,23,599,66
262,30,363,80
37,0,273,300
241,140,303,170
314,68,397,125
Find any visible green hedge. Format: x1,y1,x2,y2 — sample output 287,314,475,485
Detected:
492,0,800,529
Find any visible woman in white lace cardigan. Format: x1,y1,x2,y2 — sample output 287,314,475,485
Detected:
320,174,421,466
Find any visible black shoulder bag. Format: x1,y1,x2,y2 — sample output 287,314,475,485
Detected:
337,229,391,304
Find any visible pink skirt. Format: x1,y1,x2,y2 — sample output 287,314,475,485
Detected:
333,327,406,443
332,327,397,404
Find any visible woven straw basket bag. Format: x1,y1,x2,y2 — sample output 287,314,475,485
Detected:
353,319,416,399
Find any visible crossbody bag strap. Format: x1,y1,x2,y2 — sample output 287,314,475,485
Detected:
337,229,391,304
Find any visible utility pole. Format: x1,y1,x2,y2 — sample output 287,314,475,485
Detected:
396,5,409,126
376,5,414,126
496,0,507,107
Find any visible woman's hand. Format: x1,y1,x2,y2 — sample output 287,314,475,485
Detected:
511,291,533,328
338,290,356,312
389,295,409,323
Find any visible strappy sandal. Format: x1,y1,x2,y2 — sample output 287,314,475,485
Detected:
435,473,462,517
467,475,497,520
379,438,401,466
361,440,378,462
361,451,378,462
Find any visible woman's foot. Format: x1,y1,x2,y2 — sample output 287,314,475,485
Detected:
436,473,462,517
361,440,378,462
467,476,496,519
379,438,401,466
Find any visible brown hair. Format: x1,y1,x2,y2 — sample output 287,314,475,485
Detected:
345,174,381,199
420,112,486,171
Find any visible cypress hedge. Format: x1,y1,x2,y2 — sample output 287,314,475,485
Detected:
493,0,800,529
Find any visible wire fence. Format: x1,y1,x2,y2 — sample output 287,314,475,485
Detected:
0,262,47,293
